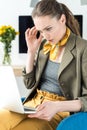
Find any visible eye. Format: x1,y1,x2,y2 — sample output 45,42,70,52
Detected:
46,27,52,31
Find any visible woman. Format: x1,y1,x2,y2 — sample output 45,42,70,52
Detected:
0,0,87,130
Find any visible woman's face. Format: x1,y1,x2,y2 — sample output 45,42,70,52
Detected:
33,15,66,44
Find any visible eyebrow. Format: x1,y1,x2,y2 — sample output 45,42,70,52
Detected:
38,25,52,32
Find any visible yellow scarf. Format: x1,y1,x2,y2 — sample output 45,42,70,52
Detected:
43,27,71,60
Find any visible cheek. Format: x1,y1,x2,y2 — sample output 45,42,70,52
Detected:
56,24,63,34
53,29,60,38
52,29,61,42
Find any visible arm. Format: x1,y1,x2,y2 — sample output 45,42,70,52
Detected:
54,99,82,112
25,27,42,73
28,99,82,121
79,45,87,111
23,27,42,88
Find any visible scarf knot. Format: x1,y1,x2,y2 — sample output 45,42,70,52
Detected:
43,27,70,60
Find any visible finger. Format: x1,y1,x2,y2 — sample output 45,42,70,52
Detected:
28,114,39,118
28,113,50,121
25,28,30,36
37,103,45,111
37,34,43,45
28,110,44,118
29,26,36,35
31,29,37,36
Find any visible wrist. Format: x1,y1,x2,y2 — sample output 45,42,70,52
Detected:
27,48,36,55
27,50,35,59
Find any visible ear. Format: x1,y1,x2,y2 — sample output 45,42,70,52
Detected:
60,14,66,24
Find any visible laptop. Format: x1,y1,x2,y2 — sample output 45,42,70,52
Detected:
0,65,36,114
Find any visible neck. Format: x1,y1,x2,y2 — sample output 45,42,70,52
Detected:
52,46,65,63
59,27,67,42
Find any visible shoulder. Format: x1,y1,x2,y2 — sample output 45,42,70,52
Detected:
70,32,87,45
76,35,87,46
70,32,87,50
76,35,87,53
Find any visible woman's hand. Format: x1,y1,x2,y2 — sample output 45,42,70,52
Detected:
27,99,82,121
28,101,58,121
25,26,42,54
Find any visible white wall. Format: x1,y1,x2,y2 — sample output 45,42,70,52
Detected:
0,0,33,65
0,0,87,65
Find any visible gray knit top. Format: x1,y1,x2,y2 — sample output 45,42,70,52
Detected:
39,60,63,96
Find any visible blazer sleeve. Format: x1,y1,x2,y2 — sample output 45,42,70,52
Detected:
22,67,36,89
22,39,46,89
79,45,87,111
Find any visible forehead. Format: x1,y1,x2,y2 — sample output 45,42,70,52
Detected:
33,16,58,30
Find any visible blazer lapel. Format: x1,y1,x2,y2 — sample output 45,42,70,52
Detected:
58,32,76,78
58,48,73,77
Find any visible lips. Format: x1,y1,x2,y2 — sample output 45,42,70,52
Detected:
48,39,54,43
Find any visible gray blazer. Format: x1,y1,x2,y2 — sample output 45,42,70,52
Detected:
23,32,87,112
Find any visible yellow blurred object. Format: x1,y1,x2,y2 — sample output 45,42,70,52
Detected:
0,25,19,65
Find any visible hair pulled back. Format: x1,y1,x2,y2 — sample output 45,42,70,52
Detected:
32,0,80,36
